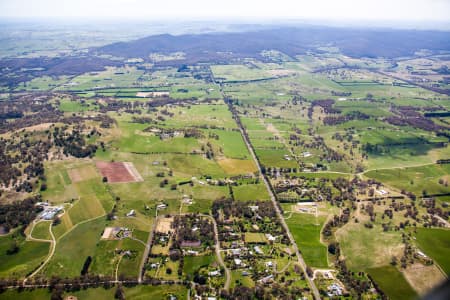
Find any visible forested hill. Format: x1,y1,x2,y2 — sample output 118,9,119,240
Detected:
96,26,450,62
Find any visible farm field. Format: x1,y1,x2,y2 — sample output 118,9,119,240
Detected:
0,23,449,300
285,213,328,268
367,266,417,300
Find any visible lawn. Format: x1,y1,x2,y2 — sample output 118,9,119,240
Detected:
244,232,268,243
232,183,270,202
367,265,417,300
285,213,328,268
183,255,216,275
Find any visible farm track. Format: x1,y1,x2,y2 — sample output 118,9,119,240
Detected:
25,221,56,281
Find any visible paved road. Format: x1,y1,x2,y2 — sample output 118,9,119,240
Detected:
200,214,231,290
138,210,158,283
228,102,321,300
210,70,321,299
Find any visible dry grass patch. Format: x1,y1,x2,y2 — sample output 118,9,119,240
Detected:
402,263,446,296
68,164,99,183
155,217,174,234
217,158,257,175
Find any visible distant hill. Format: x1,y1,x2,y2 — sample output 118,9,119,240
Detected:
96,26,450,64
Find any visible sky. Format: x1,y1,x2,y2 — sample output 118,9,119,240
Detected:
0,0,450,24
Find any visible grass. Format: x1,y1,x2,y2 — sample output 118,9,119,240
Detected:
211,64,273,82
367,265,417,300
216,158,257,175
59,98,97,112
0,289,51,300
0,233,50,278
336,218,403,270
244,232,268,243
124,284,188,300
44,217,106,277
365,164,450,196
31,221,52,240
183,254,215,275
414,228,450,275
232,183,270,201
285,213,328,268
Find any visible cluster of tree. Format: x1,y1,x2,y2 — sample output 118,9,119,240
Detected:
53,127,98,158
322,209,351,237
172,214,214,247
308,99,341,119
0,195,42,232
323,110,370,126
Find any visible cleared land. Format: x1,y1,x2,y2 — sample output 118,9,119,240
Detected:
96,161,143,183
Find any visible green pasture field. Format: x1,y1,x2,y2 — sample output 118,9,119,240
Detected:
208,129,250,159
0,285,188,300
123,284,188,300
0,233,50,278
44,217,106,277
254,148,298,168
57,66,144,91
59,98,98,112
244,232,268,243
414,228,450,275
367,265,417,300
183,254,216,275
31,221,52,240
16,75,70,91
365,164,450,195
232,183,270,201
285,213,328,268
211,64,274,82
230,270,255,289
166,102,237,129
336,217,403,270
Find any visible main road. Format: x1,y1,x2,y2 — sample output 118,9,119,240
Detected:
234,111,321,300
210,70,320,299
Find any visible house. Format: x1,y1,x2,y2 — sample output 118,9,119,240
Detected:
156,204,167,210
208,270,221,277
234,258,242,266
327,283,343,296
254,246,263,255
265,234,276,242
248,205,259,212
186,250,199,256
126,210,136,217
265,261,274,268
258,274,274,284
180,240,201,248
230,249,241,256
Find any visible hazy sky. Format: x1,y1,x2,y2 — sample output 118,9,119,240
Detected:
1,0,450,23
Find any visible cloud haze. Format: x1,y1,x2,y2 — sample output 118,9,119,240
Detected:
0,0,449,22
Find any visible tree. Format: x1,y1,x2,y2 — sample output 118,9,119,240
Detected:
166,267,172,275
306,266,313,278
6,241,19,255
102,176,108,183
115,284,125,300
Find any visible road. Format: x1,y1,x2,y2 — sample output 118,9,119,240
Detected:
210,70,321,299
199,214,231,290
138,209,158,283
227,103,321,299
